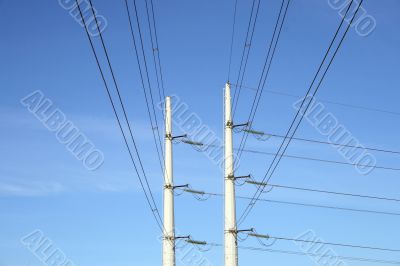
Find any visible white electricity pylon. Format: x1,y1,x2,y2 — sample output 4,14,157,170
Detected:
163,96,175,266
224,82,238,266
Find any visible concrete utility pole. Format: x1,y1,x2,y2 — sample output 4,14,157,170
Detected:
224,82,238,266
163,96,175,266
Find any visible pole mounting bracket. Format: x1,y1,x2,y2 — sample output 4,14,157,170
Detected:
232,122,250,128
175,235,190,240
173,184,189,189
234,174,251,180
172,134,188,140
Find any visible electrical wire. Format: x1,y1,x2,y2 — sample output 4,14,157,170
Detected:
238,0,365,225
244,130,400,155
232,0,261,116
227,0,239,81
231,83,400,117
76,0,163,231
235,0,291,162
124,0,165,175
131,0,165,155
241,148,400,171
267,235,400,253
148,0,167,103
178,189,400,217
187,143,400,171
209,243,400,265
264,183,400,203
144,0,166,105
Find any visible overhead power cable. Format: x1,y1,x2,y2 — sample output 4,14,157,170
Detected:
238,0,365,225
124,0,165,174
131,0,165,153
178,189,400,216
235,0,291,162
76,0,163,231
227,0,239,81
265,235,400,253
243,129,400,155
148,0,167,103
182,142,400,171
242,148,400,171
186,241,400,264
144,0,166,105
232,0,261,117
264,183,400,203
204,243,400,265
231,83,400,117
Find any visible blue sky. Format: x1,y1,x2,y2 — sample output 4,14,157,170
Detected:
1,0,400,265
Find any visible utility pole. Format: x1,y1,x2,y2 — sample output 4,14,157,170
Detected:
224,82,238,266
163,96,175,266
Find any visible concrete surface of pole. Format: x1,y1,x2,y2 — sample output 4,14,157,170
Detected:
224,83,238,266
163,96,175,266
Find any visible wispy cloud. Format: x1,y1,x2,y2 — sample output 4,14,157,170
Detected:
1,106,157,142
0,179,66,197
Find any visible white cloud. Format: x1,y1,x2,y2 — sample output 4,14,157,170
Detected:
0,180,66,197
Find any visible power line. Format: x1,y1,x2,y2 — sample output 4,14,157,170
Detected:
238,0,364,225
266,235,400,253
241,148,400,171
76,0,163,231
87,0,162,224
148,0,167,103
179,189,400,217
204,243,400,265
231,83,400,117
235,0,290,162
144,0,166,104
252,197,400,216
185,142,400,171
232,0,261,117
124,0,165,175
265,183,400,203
243,130,400,155
131,0,165,154
227,0,239,81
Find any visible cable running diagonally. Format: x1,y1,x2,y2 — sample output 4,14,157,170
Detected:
235,0,291,162
124,0,165,175
204,243,400,265
238,0,365,225
244,130,400,155
144,0,166,105
232,83,400,116
227,0,239,81
178,189,400,216
232,0,261,117
76,0,163,231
